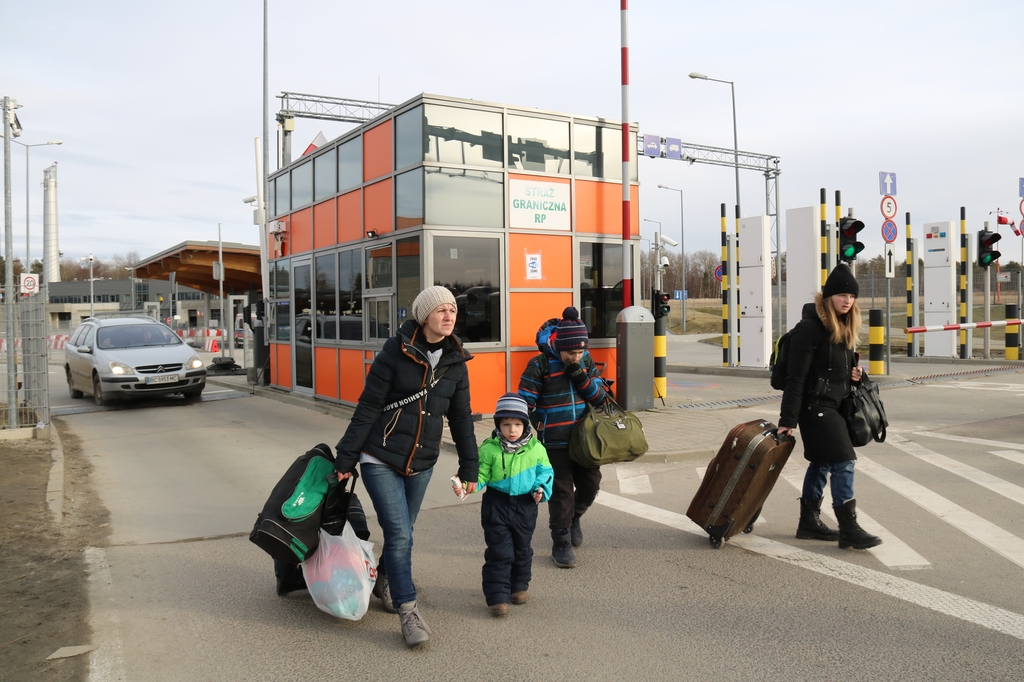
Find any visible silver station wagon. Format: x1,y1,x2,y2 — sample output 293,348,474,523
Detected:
64,317,207,405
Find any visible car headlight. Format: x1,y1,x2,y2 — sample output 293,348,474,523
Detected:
108,361,134,375
187,355,204,370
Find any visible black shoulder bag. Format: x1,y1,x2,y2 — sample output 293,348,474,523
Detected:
843,373,888,446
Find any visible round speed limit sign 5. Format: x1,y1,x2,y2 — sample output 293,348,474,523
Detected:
880,195,898,220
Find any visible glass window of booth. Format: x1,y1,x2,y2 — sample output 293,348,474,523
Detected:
396,168,424,229
573,124,621,180
395,105,424,170
314,149,337,202
433,235,501,343
273,259,290,341
579,242,626,339
424,105,503,168
315,253,337,340
338,249,363,341
396,236,421,329
337,137,362,193
291,161,313,209
425,167,503,228
275,174,290,216
507,115,570,175
366,242,393,290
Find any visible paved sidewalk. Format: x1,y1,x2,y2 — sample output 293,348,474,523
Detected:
204,335,1024,464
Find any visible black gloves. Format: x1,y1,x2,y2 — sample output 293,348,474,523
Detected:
565,362,588,388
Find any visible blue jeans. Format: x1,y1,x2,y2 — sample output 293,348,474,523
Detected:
359,462,433,608
801,460,855,506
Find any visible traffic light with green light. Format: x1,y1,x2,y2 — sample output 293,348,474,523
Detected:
977,230,1002,268
838,217,865,263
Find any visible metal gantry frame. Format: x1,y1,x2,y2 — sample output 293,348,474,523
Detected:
275,92,396,167
639,137,783,336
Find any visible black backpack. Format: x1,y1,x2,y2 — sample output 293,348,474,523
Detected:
768,331,792,390
250,443,345,564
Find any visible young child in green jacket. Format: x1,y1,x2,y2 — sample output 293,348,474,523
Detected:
474,393,553,617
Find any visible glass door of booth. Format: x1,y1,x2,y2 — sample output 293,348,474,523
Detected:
292,259,314,394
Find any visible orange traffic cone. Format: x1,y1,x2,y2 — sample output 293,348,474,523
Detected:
210,339,219,353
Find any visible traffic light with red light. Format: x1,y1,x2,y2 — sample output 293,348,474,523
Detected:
838,217,865,263
651,288,671,319
977,230,1002,268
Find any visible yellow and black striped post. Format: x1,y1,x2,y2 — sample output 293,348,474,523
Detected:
734,203,741,365
906,212,914,357
835,189,843,267
1007,304,1020,361
869,309,885,375
820,188,829,286
721,203,729,366
959,206,968,359
654,287,667,400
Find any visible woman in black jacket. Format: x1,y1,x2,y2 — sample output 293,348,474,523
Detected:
335,286,479,649
777,265,881,551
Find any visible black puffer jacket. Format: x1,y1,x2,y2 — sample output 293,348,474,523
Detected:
780,300,856,424
335,320,479,483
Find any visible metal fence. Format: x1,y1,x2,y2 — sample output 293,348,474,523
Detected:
1,285,50,429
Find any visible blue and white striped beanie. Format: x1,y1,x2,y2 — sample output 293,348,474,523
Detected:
493,392,530,429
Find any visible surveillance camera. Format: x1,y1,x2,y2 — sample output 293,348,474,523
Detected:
660,255,670,267
661,234,679,247
242,195,257,205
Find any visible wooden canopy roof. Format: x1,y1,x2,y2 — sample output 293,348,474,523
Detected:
134,241,263,294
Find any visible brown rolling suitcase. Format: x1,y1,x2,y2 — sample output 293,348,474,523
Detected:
686,419,795,548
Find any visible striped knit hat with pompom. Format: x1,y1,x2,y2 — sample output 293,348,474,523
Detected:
552,306,589,351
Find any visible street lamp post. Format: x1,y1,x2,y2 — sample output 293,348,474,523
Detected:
80,254,94,317
658,184,686,331
688,72,740,219
125,266,136,310
13,139,61,270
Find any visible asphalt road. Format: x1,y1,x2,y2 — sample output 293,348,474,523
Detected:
47,362,1024,681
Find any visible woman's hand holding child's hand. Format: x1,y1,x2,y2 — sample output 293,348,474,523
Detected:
533,489,543,503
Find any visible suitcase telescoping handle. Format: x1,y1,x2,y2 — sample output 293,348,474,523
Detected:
770,427,794,445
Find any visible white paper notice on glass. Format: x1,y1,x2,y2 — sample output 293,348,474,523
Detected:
526,253,542,280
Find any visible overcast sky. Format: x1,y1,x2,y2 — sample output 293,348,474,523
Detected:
3,1,1023,267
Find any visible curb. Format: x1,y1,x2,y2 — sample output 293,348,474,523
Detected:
47,425,65,525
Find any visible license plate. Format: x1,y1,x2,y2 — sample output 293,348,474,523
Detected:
146,374,180,385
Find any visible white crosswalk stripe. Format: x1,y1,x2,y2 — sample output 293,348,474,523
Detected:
615,463,653,494
913,431,1024,451
594,492,1024,641
778,462,931,570
990,450,1024,466
890,440,1024,507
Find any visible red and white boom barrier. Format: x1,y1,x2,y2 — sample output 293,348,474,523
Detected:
905,319,1022,334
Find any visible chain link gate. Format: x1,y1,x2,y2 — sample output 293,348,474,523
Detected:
1,284,50,429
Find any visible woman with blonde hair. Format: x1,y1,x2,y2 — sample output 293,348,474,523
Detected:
777,264,881,550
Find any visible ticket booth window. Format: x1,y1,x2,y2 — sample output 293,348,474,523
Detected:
315,253,337,340
425,105,503,167
396,168,424,229
338,249,363,341
272,259,291,341
433,235,501,343
573,124,622,180
291,160,313,210
314,148,337,201
275,174,290,217
508,115,570,174
395,105,424,170
337,137,362,193
579,242,625,339
425,167,504,228
396,236,421,328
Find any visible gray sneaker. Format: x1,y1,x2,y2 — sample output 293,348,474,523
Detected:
372,572,397,613
398,601,431,648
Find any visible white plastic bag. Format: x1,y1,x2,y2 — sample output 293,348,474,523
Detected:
301,524,376,620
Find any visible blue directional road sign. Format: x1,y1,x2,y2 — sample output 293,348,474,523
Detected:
879,172,897,196
674,289,686,300
1019,177,1024,198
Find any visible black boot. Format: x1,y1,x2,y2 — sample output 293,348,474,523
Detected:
551,528,576,568
834,499,882,550
795,497,839,541
570,514,583,547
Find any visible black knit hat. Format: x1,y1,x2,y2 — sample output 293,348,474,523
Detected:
553,306,589,351
822,264,859,298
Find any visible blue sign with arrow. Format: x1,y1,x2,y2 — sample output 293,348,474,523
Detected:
879,172,897,196
1019,177,1024,198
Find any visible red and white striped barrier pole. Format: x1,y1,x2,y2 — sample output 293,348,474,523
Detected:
620,0,632,309
905,320,1022,334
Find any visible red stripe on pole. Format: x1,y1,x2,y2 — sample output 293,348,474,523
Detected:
621,48,629,84
905,319,1022,334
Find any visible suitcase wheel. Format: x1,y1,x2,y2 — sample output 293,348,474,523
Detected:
709,536,723,549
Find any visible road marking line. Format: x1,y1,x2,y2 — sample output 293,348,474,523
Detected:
857,456,1024,571
615,463,652,494
891,440,1024,507
991,450,1024,466
913,432,1024,451
85,547,126,682
203,389,236,395
594,492,1024,640
693,466,765,524
779,463,931,569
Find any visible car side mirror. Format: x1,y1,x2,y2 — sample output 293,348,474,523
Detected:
81,345,93,354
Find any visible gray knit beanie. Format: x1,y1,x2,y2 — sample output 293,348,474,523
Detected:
412,286,457,324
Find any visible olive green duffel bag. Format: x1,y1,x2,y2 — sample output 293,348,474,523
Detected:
569,398,649,468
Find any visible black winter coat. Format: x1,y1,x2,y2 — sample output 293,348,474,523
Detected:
779,301,857,463
335,320,479,482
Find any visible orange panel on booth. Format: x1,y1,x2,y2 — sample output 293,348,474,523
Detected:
274,343,292,389
338,349,364,403
364,179,393,236
508,233,573,289
314,346,339,400
509,292,574,348
363,120,392,182
465,351,507,415
290,207,313,255
575,180,640,235
313,199,337,250
337,190,362,244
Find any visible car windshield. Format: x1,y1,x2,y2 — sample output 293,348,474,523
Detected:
96,325,181,349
